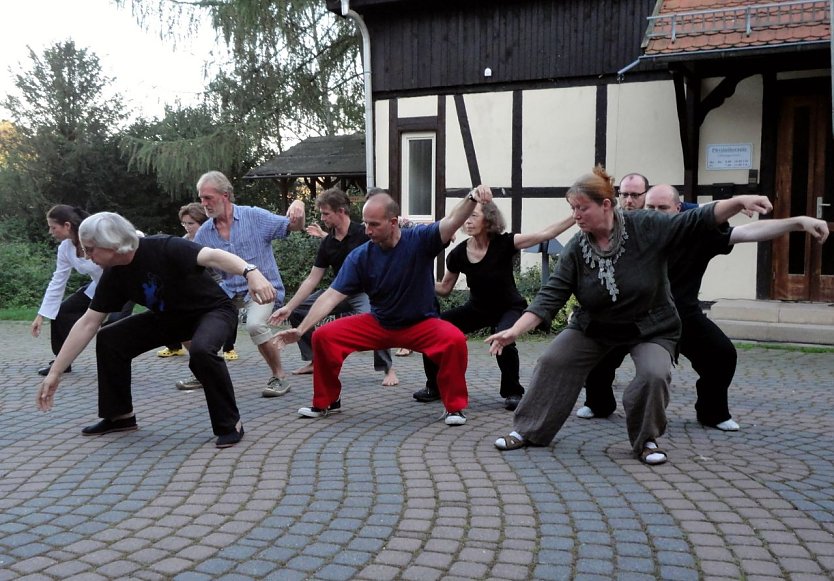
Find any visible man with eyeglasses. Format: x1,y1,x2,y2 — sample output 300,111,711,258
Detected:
578,184,829,432
617,173,649,211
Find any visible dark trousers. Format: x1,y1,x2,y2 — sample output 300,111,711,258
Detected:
582,347,628,417
167,312,237,352
95,306,240,436
423,302,525,398
679,312,735,425
51,285,134,356
583,312,736,425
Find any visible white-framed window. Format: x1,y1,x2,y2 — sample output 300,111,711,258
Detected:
401,132,436,220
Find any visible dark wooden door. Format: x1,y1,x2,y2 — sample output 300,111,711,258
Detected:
773,90,834,301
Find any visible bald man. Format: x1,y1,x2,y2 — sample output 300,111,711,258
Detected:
273,188,496,427
579,184,829,430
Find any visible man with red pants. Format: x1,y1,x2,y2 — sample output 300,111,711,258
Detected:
273,187,494,426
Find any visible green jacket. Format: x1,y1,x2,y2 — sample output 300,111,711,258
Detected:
526,203,718,356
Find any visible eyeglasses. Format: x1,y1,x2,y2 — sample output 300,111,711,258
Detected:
181,222,198,227
619,191,646,199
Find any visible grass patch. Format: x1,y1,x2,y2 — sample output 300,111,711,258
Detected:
0,307,37,321
735,341,834,354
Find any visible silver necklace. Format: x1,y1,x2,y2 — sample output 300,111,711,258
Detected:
578,208,628,302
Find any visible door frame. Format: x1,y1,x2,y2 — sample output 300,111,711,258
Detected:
771,78,834,302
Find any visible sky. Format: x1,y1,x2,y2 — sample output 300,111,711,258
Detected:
0,0,218,121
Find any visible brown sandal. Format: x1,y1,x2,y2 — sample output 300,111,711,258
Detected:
639,442,668,465
495,433,526,451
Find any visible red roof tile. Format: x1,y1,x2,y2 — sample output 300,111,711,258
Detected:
644,0,830,56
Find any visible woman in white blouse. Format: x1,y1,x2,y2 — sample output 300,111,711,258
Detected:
31,205,131,375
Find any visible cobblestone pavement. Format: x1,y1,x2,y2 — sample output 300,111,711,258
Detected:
1,320,833,580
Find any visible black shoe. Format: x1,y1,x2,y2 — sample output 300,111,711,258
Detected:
413,387,440,402
216,425,244,448
505,395,522,411
81,416,138,436
38,361,71,376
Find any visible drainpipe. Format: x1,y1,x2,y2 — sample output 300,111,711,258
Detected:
341,0,375,189
616,58,641,81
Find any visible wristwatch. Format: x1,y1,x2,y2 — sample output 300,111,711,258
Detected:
242,263,258,279
467,190,478,202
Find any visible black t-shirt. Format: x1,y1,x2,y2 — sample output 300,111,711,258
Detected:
669,225,733,317
313,221,369,275
91,235,231,315
446,232,527,311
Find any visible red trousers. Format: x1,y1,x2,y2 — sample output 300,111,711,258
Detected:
311,314,469,412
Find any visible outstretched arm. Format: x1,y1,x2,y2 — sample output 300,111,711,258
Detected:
485,311,543,356
730,216,829,244
271,287,348,348
712,195,773,224
306,222,327,239
269,267,326,325
514,215,576,250
197,247,276,305
439,185,494,244
37,309,107,411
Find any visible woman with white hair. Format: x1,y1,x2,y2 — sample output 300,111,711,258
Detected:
36,212,276,448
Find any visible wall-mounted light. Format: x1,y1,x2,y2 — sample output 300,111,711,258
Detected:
484,67,492,77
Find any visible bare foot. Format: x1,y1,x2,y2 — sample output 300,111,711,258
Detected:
292,362,314,375
382,369,399,386
394,348,412,357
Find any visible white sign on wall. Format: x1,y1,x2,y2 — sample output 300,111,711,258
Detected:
706,143,753,170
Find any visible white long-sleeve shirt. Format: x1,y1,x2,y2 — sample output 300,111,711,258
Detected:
37,239,103,320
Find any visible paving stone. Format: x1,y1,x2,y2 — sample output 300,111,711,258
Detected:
0,328,832,580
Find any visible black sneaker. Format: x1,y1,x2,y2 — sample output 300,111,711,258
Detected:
38,361,71,376
81,416,138,436
216,425,244,448
298,399,342,418
504,395,522,411
413,387,440,402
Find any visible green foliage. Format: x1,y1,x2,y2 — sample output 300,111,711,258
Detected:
0,40,179,242
120,105,252,201
115,0,364,198
439,289,470,312
515,263,577,333
273,231,332,295
0,241,82,309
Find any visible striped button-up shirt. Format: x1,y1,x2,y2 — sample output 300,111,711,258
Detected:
195,205,290,303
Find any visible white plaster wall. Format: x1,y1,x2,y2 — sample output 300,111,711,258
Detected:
517,197,579,273
607,81,683,184
699,76,763,186
699,212,760,300
462,92,514,186
397,96,438,118
374,100,390,188
445,96,470,188
523,87,597,186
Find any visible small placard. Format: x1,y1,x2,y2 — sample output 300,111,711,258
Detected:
706,143,753,170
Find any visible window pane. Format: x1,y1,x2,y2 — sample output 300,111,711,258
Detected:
408,139,432,215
